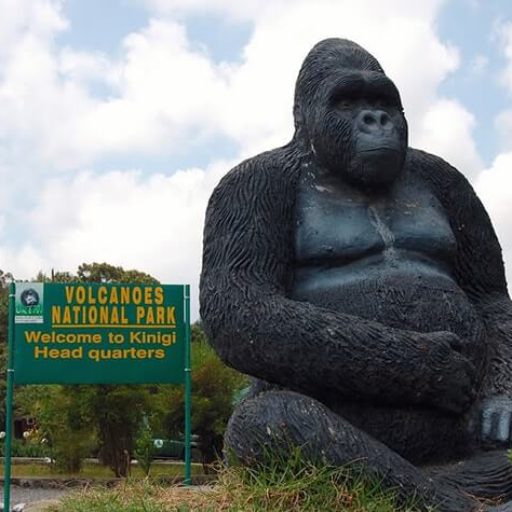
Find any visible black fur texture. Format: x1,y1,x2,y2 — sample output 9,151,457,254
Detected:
200,39,512,511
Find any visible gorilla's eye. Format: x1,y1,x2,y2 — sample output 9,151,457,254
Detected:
373,98,392,108
336,99,352,110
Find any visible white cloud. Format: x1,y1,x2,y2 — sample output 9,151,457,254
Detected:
413,99,483,177
8,161,229,318
74,19,230,158
494,109,512,152
0,0,473,171
144,0,445,24
0,0,67,62
490,22,512,153
184,0,465,159
0,0,493,318
0,1,96,171
498,21,512,94
475,152,512,287
143,0,266,22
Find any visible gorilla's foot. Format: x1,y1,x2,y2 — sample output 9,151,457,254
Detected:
225,390,484,512
427,450,512,505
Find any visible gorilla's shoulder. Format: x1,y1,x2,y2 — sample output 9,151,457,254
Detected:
407,147,471,190
213,144,300,194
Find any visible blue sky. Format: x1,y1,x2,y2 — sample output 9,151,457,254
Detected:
438,0,512,163
2,0,512,319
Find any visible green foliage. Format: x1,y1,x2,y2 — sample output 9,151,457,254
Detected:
133,422,156,476
191,322,207,344
77,262,157,285
10,437,50,458
92,384,152,477
52,263,157,477
10,262,159,476
3,262,245,481
16,385,96,472
164,339,247,469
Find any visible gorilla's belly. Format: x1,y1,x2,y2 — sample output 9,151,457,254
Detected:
291,259,485,462
292,257,485,363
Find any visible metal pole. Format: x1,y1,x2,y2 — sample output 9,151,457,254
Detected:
4,282,16,512
183,285,192,485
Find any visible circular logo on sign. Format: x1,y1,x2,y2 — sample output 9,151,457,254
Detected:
21,288,40,307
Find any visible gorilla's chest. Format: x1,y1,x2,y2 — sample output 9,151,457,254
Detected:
294,168,456,266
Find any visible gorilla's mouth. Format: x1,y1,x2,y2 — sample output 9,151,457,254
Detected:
359,146,401,154
352,147,404,187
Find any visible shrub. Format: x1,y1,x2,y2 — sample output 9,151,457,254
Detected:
133,423,156,477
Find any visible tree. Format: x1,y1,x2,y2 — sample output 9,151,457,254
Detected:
77,262,156,285
16,385,96,472
73,263,158,476
16,263,158,476
164,327,247,472
7,264,246,477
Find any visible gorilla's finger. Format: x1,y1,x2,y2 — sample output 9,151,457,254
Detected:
481,405,495,439
497,410,512,442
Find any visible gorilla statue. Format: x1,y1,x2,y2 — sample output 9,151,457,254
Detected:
200,39,512,511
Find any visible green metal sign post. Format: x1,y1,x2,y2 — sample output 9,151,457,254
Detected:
4,283,15,512
4,282,191,511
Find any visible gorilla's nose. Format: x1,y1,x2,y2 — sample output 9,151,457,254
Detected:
357,110,393,135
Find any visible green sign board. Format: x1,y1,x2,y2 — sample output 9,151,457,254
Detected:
13,282,188,384
4,281,192,511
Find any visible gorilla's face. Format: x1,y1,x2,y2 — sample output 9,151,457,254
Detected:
299,63,408,190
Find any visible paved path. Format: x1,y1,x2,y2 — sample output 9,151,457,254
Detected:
0,486,70,510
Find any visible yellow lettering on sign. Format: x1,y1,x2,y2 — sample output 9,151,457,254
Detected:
132,287,142,304
62,307,71,324
120,287,130,304
98,286,107,304
134,306,176,325
87,286,96,304
75,286,86,304
86,347,167,363
154,287,164,305
33,346,83,359
110,287,119,304
52,306,61,324
25,331,102,344
65,286,74,303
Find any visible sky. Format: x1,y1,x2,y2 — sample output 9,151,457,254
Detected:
2,0,512,319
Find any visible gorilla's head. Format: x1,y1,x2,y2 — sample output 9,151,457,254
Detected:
293,39,408,189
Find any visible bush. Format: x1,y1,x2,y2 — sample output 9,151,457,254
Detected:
92,385,151,477
163,340,247,471
10,436,51,458
15,385,96,473
133,423,156,477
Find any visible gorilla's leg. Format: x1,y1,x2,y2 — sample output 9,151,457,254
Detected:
225,390,491,512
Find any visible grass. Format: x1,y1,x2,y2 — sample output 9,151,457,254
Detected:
46,453,425,512
0,460,204,479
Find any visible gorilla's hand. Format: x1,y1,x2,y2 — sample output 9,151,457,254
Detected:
419,331,476,414
480,395,512,444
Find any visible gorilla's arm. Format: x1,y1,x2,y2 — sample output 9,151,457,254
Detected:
200,150,474,413
416,150,512,439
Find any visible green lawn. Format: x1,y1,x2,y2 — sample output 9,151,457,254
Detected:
46,462,425,512
0,460,204,479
